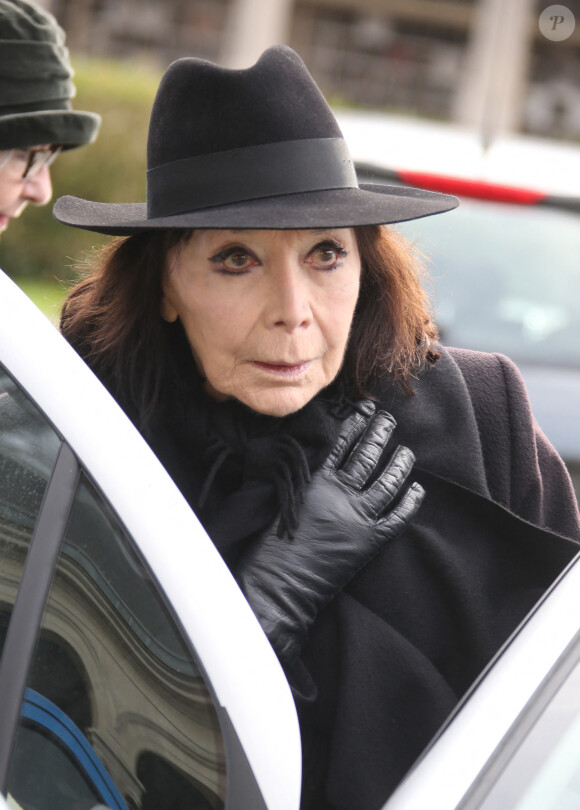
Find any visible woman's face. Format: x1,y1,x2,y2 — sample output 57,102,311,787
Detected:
0,146,55,235
162,228,361,416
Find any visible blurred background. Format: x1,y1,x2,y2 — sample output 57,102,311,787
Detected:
1,0,580,493
2,0,580,286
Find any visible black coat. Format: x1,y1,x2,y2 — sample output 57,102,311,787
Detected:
84,330,580,810
296,346,580,810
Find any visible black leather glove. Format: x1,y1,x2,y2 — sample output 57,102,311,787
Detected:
236,401,425,664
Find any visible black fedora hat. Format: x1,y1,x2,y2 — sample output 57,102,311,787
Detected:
53,45,457,235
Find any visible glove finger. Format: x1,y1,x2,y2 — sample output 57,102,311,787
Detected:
374,480,425,539
323,400,375,472
362,445,416,513
337,411,397,490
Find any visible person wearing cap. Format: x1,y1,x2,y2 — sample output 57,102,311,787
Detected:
0,0,100,235
55,47,580,809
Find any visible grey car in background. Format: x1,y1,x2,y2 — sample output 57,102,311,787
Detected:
338,110,580,495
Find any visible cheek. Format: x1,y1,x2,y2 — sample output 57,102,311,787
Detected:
180,297,251,370
0,186,19,209
326,278,361,348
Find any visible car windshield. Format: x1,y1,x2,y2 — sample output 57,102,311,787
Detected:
395,200,580,369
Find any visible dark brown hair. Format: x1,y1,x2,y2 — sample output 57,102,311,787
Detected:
60,225,439,423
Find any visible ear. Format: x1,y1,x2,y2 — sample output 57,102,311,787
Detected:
160,294,178,323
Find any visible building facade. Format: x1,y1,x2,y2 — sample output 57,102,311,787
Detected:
45,0,580,148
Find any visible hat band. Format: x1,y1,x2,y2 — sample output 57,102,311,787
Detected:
146,137,358,218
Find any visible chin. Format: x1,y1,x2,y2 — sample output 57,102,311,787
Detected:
241,387,318,418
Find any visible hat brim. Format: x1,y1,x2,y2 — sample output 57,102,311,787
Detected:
0,109,101,150
53,184,458,235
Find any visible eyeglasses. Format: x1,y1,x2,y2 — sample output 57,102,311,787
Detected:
0,145,62,181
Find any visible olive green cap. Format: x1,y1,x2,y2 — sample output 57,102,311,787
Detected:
0,0,100,150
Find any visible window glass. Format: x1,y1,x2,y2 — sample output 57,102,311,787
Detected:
396,201,580,368
0,366,61,657
470,642,580,809
8,720,104,810
8,474,226,810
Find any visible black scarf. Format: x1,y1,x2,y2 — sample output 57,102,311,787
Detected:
144,322,354,568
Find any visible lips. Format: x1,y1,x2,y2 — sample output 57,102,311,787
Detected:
252,360,312,377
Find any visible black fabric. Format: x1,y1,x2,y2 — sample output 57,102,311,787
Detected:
299,472,577,810
237,405,425,665
133,323,352,565
295,348,580,810
52,45,457,234
146,45,344,166
0,0,100,149
53,183,459,236
146,138,358,218
78,329,580,810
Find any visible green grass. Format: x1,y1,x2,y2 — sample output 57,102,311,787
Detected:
13,277,68,324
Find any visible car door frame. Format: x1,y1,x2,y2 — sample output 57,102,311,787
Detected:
0,270,302,810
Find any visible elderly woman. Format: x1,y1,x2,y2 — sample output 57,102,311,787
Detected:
0,0,100,234
54,47,580,810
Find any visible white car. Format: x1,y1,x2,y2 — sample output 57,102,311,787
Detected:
0,270,301,810
337,110,580,495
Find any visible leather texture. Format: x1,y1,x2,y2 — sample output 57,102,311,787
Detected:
237,401,425,663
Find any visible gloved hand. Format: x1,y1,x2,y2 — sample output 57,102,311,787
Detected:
236,400,425,664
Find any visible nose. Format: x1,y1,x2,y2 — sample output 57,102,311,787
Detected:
22,166,53,206
269,261,313,332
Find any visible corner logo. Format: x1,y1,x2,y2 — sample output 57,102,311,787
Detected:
539,5,576,40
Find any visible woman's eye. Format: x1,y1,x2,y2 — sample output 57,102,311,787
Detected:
225,251,250,269
310,242,347,269
210,248,256,274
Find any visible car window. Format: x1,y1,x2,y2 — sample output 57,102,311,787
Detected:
0,365,226,810
461,629,580,810
0,367,61,657
395,201,580,368
6,471,227,810
8,689,124,810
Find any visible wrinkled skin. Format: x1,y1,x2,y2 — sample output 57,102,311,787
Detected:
161,227,361,417
0,147,53,235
